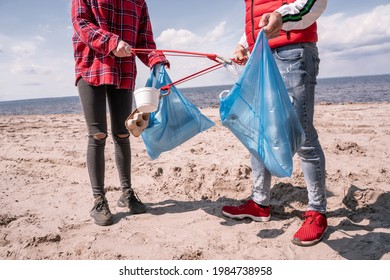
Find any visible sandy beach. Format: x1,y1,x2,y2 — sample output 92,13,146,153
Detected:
0,102,389,260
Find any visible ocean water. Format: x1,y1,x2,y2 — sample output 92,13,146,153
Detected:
1,74,390,116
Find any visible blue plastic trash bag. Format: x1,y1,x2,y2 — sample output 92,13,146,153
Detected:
142,64,215,160
219,30,305,177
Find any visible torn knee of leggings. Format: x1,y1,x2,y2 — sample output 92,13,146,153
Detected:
113,133,130,142
89,133,108,141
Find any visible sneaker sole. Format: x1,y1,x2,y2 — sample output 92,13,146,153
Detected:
222,210,270,222
291,226,328,247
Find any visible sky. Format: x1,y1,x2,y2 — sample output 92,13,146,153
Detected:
0,0,390,101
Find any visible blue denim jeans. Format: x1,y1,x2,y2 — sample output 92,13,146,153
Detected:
251,43,327,213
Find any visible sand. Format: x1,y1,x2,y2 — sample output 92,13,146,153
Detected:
0,103,389,260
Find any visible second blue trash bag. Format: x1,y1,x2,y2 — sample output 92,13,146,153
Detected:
141,64,215,160
219,30,306,177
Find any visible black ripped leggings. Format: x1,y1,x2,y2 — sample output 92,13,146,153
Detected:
77,78,133,197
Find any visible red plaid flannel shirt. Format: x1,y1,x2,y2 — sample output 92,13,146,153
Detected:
71,0,168,89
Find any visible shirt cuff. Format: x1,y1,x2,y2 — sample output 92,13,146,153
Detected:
108,35,119,56
238,33,249,50
275,6,289,17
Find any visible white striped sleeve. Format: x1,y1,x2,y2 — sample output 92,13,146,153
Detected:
276,0,327,31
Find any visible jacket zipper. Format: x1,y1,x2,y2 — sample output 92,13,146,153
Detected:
251,0,256,43
282,1,290,40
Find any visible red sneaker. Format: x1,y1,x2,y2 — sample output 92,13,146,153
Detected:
221,199,270,222
292,210,328,246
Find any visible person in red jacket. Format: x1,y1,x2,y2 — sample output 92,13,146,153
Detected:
222,0,328,246
71,0,168,226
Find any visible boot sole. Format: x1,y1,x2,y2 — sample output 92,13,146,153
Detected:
117,200,146,214
94,219,113,226
90,213,113,226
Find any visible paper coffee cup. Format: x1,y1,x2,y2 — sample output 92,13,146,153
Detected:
134,87,160,113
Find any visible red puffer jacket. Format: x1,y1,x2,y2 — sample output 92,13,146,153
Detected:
245,0,318,51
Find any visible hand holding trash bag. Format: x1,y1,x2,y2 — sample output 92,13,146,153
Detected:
259,11,283,39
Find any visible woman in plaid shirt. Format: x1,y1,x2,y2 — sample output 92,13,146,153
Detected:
71,0,168,226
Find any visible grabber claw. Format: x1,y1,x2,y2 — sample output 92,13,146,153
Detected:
216,55,233,65
125,109,150,137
